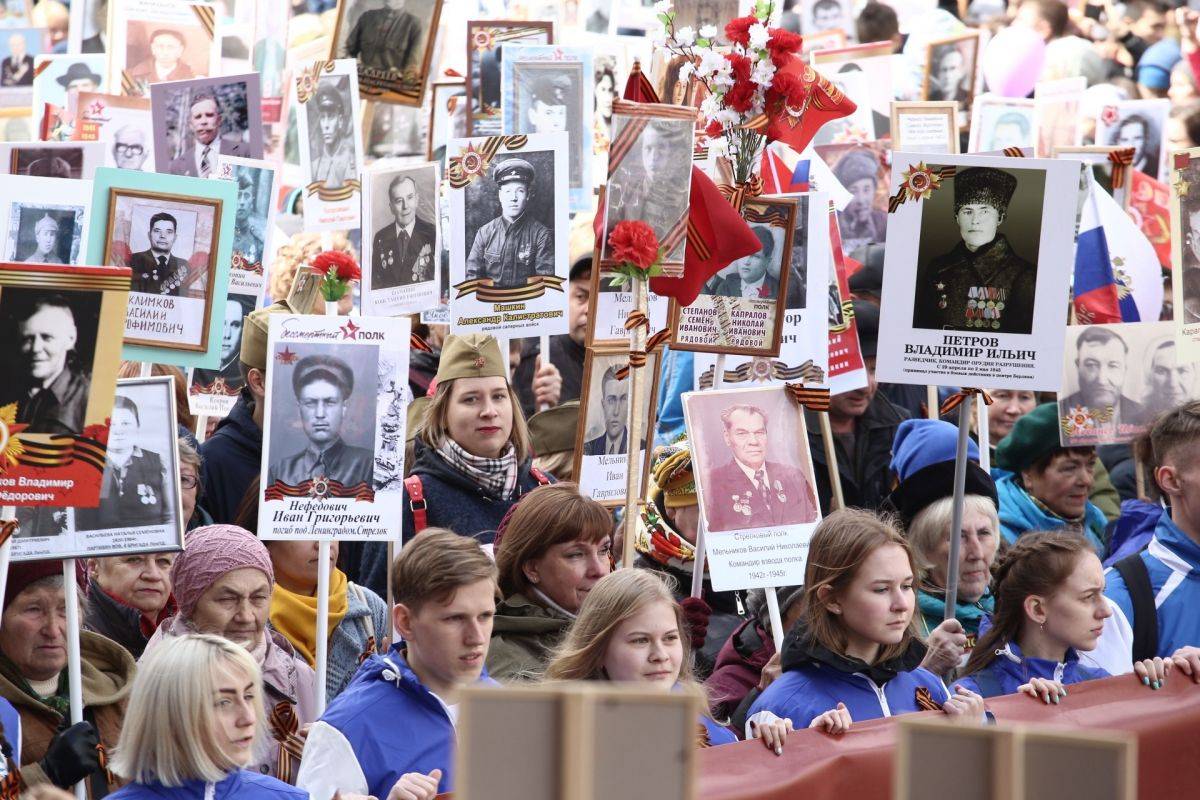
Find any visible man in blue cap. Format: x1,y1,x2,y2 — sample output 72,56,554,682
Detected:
465,156,554,289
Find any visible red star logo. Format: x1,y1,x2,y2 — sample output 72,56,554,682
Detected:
340,319,360,340
276,346,298,365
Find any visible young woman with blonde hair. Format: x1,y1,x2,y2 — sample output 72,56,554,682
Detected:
748,509,986,732
545,569,792,753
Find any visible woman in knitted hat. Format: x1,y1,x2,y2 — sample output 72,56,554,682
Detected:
143,525,316,783
993,403,1108,554
885,419,1001,672
635,440,749,680
488,483,613,681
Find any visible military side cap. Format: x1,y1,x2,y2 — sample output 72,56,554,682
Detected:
240,300,294,371
953,167,1017,213
293,354,354,397
528,401,579,455
994,402,1063,473
435,333,507,383
650,440,696,508
494,158,534,186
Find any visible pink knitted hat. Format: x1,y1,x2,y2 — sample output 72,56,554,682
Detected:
171,525,275,619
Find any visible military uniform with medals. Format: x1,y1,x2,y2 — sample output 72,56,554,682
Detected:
465,158,554,289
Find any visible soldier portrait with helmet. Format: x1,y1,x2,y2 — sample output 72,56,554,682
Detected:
911,165,1038,335
464,154,555,289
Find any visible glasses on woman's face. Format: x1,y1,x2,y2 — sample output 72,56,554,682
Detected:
180,474,199,490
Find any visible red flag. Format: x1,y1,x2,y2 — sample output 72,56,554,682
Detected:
765,60,857,154
622,59,661,104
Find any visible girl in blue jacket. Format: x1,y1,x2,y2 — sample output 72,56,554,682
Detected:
106,633,317,800
545,568,794,753
957,531,1171,703
748,510,986,732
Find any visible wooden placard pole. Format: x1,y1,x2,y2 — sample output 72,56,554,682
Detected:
537,334,551,412
620,280,649,569
926,386,938,420
943,394,974,618
817,411,846,511
314,539,330,715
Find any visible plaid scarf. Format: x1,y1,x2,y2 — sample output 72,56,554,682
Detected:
438,439,519,500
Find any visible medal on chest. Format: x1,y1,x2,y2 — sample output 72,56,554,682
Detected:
963,286,1007,329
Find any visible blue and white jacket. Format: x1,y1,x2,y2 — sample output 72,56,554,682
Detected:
106,770,306,799
746,627,950,729
955,641,1110,699
1104,511,1200,659
296,644,498,800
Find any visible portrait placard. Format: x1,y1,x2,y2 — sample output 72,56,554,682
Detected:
0,140,104,179
149,73,263,177
816,141,891,256
1058,322,1192,447
890,101,958,155
362,161,440,316
362,102,424,160
502,44,593,212
332,0,443,106
0,174,92,266
573,344,661,507
87,166,236,369
466,20,553,137
12,375,185,560
187,294,256,418
801,0,854,39
257,313,411,542
682,385,821,591
876,152,1079,390
694,193,832,389
1054,146,1134,211
211,154,277,297
0,27,47,109
107,0,220,98
1169,147,1200,358
294,59,364,232
446,131,569,338
601,100,695,275
968,94,1035,154
825,212,869,394
922,32,980,114
427,80,466,162
0,262,130,508
31,54,107,120
1033,76,1085,158
811,42,894,139
669,196,796,357
1094,97,1170,183
73,92,155,170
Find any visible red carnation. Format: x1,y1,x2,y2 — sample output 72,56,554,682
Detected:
768,71,807,107
724,79,757,113
310,250,361,282
766,28,803,66
704,118,723,138
724,15,758,47
83,419,110,445
726,53,752,83
608,221,660,271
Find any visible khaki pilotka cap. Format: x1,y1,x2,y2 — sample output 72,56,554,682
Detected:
239,300,297,371
528,401,579,455
434,333,506,383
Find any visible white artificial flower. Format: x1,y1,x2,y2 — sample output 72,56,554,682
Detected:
654,0,673,14
708,136,730,157
699,93,722,118
714,108,742,127
679,61,696,83
696,48,725,78
748,22,770,50
699,24,719,39
751,59,776,87
675,26,696,46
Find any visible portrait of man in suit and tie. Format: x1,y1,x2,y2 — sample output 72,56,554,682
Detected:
700,403,819,533
371,170,436,290
583,365,629,457
704,225,780,300
127,212,190,296
163,91,250,178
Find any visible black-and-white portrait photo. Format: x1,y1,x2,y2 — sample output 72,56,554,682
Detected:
823,142,889,255
11,146,83,178
7,205,82,264
911,165,1045,334
428,81,466,162
802,0,852,34
334,0,441,103
583,362,629,456
786,197,810,310
366,101,423,158
151,76,261,177
113,124,151,170
0,288,100,436
267,348,378,494
466,21,552,135
190,294,255,391
370,164,437,290
704,225,782,300
307,75,357,189
604,116,693,264
127,211,192,297
925,35,977,105
76,387,176,532
673,0,740,43
230,161,272,272
1102,106,1166,180
1059,325,1149,433
511,63,584,187
463,153,555,289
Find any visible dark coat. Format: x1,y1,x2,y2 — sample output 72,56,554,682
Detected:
199,389,262,524
583,427,627,457
343,7,421,72
371,218,436,290
806,393,911,514
75,448,170,530
912,233,1036,334
704,459,819,533
13,365,89,435
128,249,189,295
704,272,780,300
83,577,175,660
166,136,251,177
486,592,571,682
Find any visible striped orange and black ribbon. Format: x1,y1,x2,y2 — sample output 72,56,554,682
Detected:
698,358,825,388
785,383,831,411
263,478,375,502
614,310,671,380
446,135,528,188
306,178,362,201
717,174,765,213
888,165,957,213
15,435,106,473
453,274,565,302
410,332,432,353
270,701,305,784
1108,147,1135,194
939,387,993,417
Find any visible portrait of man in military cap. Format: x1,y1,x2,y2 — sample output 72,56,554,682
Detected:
911,165,1039,335
513,65,585,187
307,76,356,190
370,165,437,290
463,153,555,289
268,352,375,492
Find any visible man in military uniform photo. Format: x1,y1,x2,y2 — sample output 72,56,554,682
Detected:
340,0,422,74
703,404,818,533
912,166,1037,334
372,173,436,289
268,354,374,493
606,120,690,257
310,80,356,190
76,394,171,531
128,212,190,296
705,226,780,299
465,157,554,289
7,293,90,435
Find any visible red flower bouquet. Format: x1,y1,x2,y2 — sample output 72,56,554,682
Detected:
607,221,664,285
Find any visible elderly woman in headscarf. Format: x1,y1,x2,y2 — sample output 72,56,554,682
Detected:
144,525,316,783
635,441,748,680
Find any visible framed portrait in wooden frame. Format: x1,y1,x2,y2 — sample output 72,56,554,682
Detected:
1054,145,1134,210
330,0,445,106
922,31,980,115
572,342,662,507
890,101,959,154
426,79,466,162
465,19,553,136
668,195,797,357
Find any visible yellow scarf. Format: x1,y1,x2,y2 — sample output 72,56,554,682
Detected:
269,568,349,667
